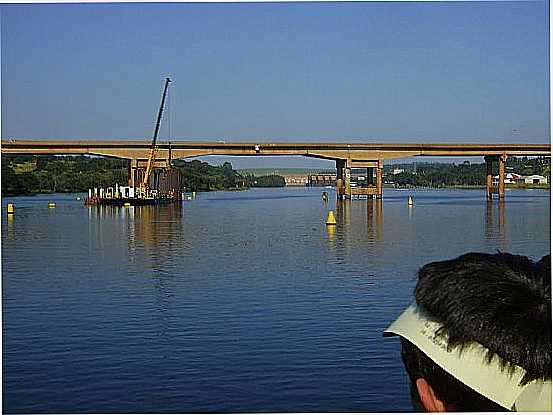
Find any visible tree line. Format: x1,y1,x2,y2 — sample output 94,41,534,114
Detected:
2,155,286,196
384,157,550,188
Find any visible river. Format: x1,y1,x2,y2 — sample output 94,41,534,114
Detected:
2,187,550,413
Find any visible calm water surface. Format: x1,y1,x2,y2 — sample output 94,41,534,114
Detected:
2,188,550,413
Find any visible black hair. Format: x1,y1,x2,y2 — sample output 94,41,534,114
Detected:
400,337,506,411
401,252,551,411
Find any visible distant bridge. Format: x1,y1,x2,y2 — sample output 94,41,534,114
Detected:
2,139,550,199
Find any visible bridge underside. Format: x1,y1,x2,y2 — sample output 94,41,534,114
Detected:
2,140,549,160
2,140,549,199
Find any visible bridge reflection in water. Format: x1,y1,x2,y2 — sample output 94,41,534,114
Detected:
327,191,512,254
85,190,513,267
86,203,185,336
485,199,506,251
327,198,383,246
87,203,184,259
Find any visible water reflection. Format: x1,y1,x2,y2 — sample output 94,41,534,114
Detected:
87,204,185,338
366,198,383,243
130,204,183,250
328,198,384,247
336,198,351,228
2,189,550,414
5,214,15,241
87,204,184,256
326,222,337,245
485,200,507,250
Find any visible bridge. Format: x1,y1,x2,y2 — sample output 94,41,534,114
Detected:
2,139,550,199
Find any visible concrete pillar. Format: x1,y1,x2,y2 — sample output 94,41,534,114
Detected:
336,159,345,199
367,167,375,185
376,160,383,199
344,162,352,199
498,155,506,199
485,156,493,200
129,159,138,188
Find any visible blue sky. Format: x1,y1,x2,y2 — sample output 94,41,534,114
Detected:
1,2,549,168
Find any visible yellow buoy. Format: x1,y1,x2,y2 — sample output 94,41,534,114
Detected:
326,210,337,225
7,203,14,214
124,202,131,207
408,195,414,206
48,202,56,208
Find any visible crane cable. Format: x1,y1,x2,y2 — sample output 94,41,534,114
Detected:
168,82,172,143
168,83,172,166
142,77,171,190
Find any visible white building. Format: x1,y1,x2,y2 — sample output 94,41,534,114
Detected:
492,173,522,185
523,175,548,185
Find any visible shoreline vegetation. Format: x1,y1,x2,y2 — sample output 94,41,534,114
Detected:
388,183,550,190
2,155,550,197
1,155,287,197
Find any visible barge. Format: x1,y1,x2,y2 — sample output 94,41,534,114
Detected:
85,77,184,206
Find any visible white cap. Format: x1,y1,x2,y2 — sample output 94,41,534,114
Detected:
384,304,551,411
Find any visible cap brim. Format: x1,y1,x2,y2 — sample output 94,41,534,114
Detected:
384,304,551,411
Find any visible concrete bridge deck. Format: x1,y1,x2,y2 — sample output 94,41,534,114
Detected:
2,139,550,200
1,139,550,161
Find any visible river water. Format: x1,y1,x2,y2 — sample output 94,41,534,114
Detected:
2,187,550,413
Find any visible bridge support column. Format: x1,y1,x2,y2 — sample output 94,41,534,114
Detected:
376,160,383,199
336,159,352,199
367,167,375,199
485,156,493,200
498,155,506,199
336,159,344,198
367,168,374,185
128,159,139,187
485,155,507,199
344,162,352,199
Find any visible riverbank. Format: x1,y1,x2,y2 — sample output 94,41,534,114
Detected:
2,155,286,197
390,183,550,190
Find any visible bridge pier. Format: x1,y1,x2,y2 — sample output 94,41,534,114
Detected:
337,159,383,199
484,155,507,199
375,162,383,199
367,167,374,186
498,155,506,199
336,159,352,199
345,164,352,199
365,166,382,199
128,159,137,187
486,156,493,199
336,160,343,197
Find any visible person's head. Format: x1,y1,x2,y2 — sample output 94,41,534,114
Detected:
385,252,551,411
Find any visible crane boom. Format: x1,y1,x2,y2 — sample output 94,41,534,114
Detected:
141,77,172,189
